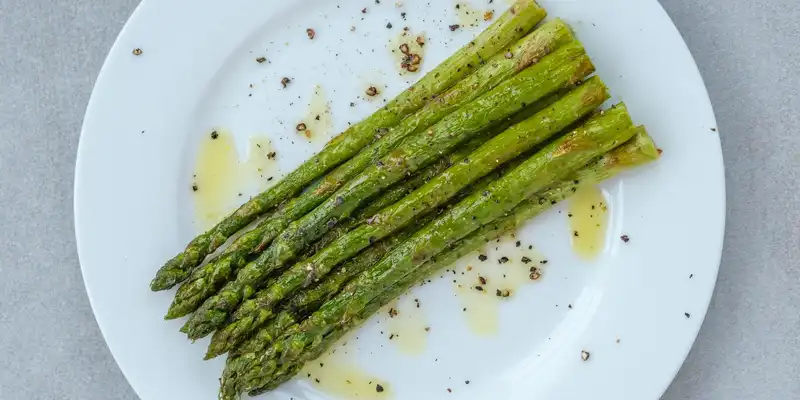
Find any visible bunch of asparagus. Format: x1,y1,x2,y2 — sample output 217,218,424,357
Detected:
149,1,660,398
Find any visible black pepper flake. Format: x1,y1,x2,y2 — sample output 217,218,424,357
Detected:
568,213,573,217
620,234,630,243
478,276,487,285
192,184,198,192
281,77,291,88
376,384,385,393
465,380,470,384
539,259,548,265
474,285,483,291
267,151,277,160
366,86,379,96
684,312,691,318
449,24,460,31
498,256,509,264
573,231,579,237
521,256,532,264
388,308,398,318
256,56,267,63
210,130,219,139
401,12,407,19
386,22,393,29
350,102,356,107
478,254,487,262
388,333,395,340
447,388,452,393
568,304,572,309
296,123,307,132
515,240,521,247
689,274,694,279
132,48,143,56
528,245,533,250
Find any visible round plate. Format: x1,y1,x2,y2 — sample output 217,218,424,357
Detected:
75,0,725,399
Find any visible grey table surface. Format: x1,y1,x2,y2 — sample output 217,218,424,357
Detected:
1,0,798,399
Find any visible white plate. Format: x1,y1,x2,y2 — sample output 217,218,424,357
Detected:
75,0,725,399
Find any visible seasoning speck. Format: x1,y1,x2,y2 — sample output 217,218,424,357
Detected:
529,268,541,281
416,36,426,46
684,312,691,318
478,254,487,262
388,307,398,318
256,56,267,63
281,77,291,88
376,384,385,393
521,256,532,264
515,240,521,247
504,51,513,59
498,256,509,264
620,234,630,243
366,86,379,96
449,24,460,31
581,350,590,361
399,43,410,54
496,289,510,298
386,22,393,29
132,48,142,56
296,123,307,132
267,151,277,160
192,184,198,192
210,130,219,139
484,10,494,21
478,276,487,285
306,28,316,39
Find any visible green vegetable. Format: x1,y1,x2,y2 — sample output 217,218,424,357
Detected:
165,21,576,318
149,0,547,291
207,74,605,352
181,42,593,340
228,104,639,396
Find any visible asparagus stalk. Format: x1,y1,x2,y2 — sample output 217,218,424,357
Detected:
181,44,594,339
231,103,637,395
205,74,606,352
149,0,547,291
242,128,660,396
165,21,576,318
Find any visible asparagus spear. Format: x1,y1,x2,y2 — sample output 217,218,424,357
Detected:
149,0,547,291
181,44,593,339
231,103,637,395
242,128,660,396
206,75,607,352
165,21,576,318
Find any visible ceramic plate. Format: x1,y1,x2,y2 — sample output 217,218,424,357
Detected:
75,0,725,399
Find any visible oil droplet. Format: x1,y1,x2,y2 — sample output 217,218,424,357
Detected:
567,186,609,260
384,296,429,355
192,130,239,230
192,130,279,231
303,349,392,399
451,235,546,336
453,2,483,28
387,30,427,76
299,85,333,145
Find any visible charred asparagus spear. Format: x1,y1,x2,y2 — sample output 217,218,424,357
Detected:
182,43,593,339
149,0,547,291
